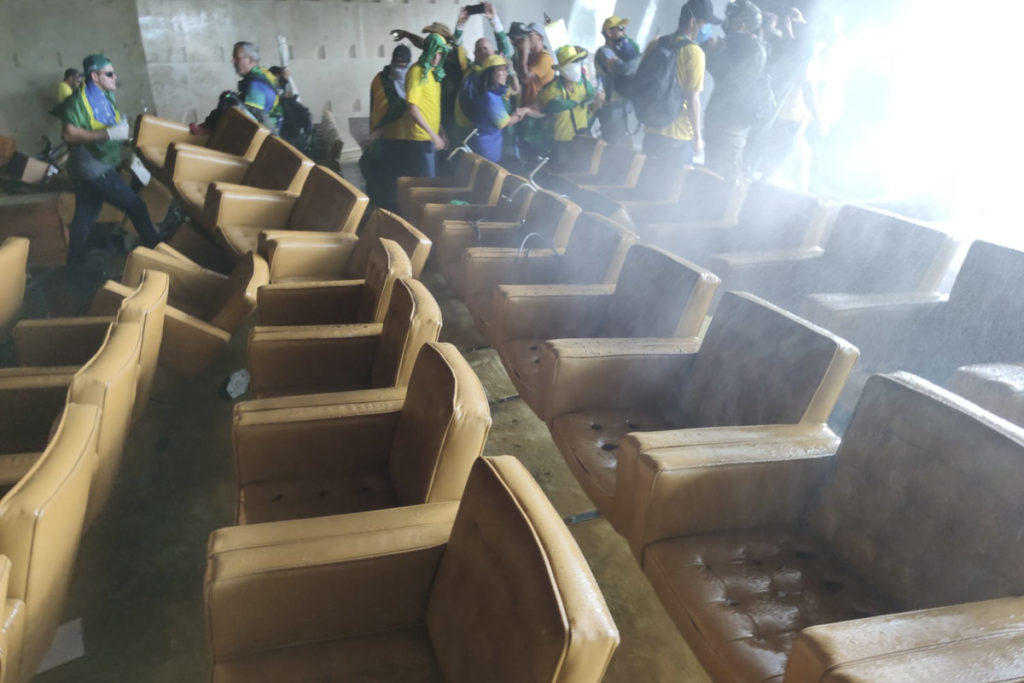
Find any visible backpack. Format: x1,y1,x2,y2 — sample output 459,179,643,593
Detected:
278,95,314,154
625,35,693,128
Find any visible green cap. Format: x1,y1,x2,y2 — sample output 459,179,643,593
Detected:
82,53,112,75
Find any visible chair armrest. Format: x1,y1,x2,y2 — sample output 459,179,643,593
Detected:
539,337,701,422
420,203,497,239
205,184,298,231
206,501,457,664
458,248,560,300
785,596,1024,683
248,323,383,397
120,248,225,312
490,284,614,347
257,281,365,326
233,393,405,485
13,318,112,366
623,428,838,561
169,146,250,185
260,233,359,283
135,115,208,152
159,308,232,376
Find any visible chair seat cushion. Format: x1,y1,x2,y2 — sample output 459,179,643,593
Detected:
173,180,210,222
219,225,263,259
644,528,893,683
212,626,442,683
239,473,399,525
138,145,167,174
550,409,679,506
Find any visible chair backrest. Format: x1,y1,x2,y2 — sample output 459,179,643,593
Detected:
68,322,141,524
468,159,508,205
427,456,620,683
944,241,1024,353
451,150,482,187
0,402,99,683
371,278,443,389
593,145,645,186
0,236,29,334
240,135,314,193
207,106,267,159
805,372,1024,610
114,269,169,423
735,181,832,250
674,291,858,426
493,175,535,223
357,238,413,324
948,363,1024,426
820,205,954,293
601,245,719,339
563,136,605,174
555,212,638,286
673,167,738,222
287,165,368,235
388,342,491,506
347,209,432,279
523,189,582,250
208,252,270,332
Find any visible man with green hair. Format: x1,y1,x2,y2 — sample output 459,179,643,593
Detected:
58,53,162,270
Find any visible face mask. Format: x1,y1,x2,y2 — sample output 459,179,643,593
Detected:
391,65,410,84
696,24,713,44
560,62,582,82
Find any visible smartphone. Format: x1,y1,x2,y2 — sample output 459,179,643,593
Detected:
465,3,486,15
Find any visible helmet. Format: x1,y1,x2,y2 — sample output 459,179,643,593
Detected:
725,0,763,31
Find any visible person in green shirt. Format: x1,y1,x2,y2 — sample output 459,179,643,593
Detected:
58,53,162,270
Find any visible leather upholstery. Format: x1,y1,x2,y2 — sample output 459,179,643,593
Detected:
206,456,619,683
947,362,1024,426
0,236,29,339
248,277,442,398
257,238,411,328
260,208,431,284
546,291,857,529
216,165,368,260
399,157,507,227
395,150,482,222
558,135,605,174
418,174,533,242
460,211,638,342
232,342,491,524
624,371,1024,682
492,244,719,422
559,144,646,189
625,167,739,237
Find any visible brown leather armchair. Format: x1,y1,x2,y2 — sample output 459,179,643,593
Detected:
459,211,637,343
91,246,266,376
232,341,491,524
248,277,442,398
544,291,857,530
0,236,29,339
212,165,368,262
620,371,1024,683
259,208,431,283
170,135,314,231
435,188,583,291
257,238,411,328
398,156,507,227
134,107,269,187
556,144,646,190
0,400,100,683
557,135,605,174
395,149,482,220
492,244,720,422
418,173,533,243
205,455,620,683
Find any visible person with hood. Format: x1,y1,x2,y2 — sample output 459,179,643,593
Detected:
231,41,282,133
361,44,412,207
58,53,162,271
533,45,599,166
460,54,529,162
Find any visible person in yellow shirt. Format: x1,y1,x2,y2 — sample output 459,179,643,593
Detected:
57,68,82,103
534,45,599,167
643,0,722,166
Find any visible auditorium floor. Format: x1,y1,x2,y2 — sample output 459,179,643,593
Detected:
29,169,711,682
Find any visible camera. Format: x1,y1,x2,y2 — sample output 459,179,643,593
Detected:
465,3,486,15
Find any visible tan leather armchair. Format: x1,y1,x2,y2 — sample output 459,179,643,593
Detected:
213,165,368,261
555,144,646,190
398,156,507,227
205,455,620,683
170,135,314,231
435,188,583,291
459,211,638,343
0,401,100,683
257,238,411,328
248,277,442,398
709,203,957,311
557,135,605,174
91,246,266,375
134,107,269,187
544,291,857,530
492,244,720,421
624,166,740,234
418,172,533,242
620,371,1024,683
232,341,491,524
0,236,29,339
260,208,431,283
948,362,1024,425
394,150,482,220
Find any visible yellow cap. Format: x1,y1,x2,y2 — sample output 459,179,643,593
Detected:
555,44,588,67
480,54,507,70
602,16,629,32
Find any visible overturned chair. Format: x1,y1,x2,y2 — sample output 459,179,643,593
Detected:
206,455,620,682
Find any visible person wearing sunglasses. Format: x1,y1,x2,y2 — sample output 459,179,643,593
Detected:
57,53,162,272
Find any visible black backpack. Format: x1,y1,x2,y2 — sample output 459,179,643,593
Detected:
625,35,693,128
278,95,314,154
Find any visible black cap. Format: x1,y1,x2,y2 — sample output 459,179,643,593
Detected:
681,0,724,25
392,44,412,62
508,21,529,38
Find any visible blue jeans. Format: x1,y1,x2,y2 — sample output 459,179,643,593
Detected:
68,166,160,264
